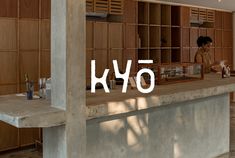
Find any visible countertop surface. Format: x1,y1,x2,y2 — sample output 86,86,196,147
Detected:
86,73,235,119
0,73,235,128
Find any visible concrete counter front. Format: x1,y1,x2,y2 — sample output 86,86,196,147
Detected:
86,73,235,158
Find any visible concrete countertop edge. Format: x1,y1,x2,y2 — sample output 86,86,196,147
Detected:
86,83,235,120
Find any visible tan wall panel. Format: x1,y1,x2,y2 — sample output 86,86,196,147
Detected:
86,21,93,49
20,51,39,84
0,52,17,84
109,50,123,72
0,121,18,152
19,20,39,50
93,50,108,78
40,20,50,50
40,51,51,78
0,19,17,50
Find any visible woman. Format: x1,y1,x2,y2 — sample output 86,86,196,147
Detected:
194,36,219,73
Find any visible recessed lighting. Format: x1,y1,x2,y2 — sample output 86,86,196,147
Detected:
218,0,222,2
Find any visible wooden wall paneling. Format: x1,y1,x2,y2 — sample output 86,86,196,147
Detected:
215,48,223,61
215,30,222,47
86,0,94,13
222,30,233,47
149,26,160,48
86,21,93,49
94,22,108,49
210,48,215,63
190,48,197,62
223,12,232,30
0,85,17,95
215,11,222,29
206,28,215,46
109,23,123,48
19,20,39,50
41,0,50,19
19,0,39,18
93,50,108,78
0,0,17,17
123,0,136,23
40,19,50,50
124,24,136,49
199,8,207,22
86,50,93,87
182,48,190,62
19,51,39,91
109,50,123,73
180,6,190,27
19,128,40,147
206,10,215,23
149,3,161,25
190,7,199,22
123,49,136,74
0,121,18,152
0,19,17,50
182,28,190,47
0,52,17,85
199,28,207,36
223,48,233,65
190,28,199,47
40,51,50,78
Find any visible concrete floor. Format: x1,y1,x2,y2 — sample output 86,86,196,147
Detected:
1,104,235,158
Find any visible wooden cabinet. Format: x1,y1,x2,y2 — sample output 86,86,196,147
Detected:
109,23,123,48
94,22,108,49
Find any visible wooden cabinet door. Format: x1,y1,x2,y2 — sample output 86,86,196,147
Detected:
109,23,123,49
93,50,108,78
181,7,190,27
190,28,199,47
0,121,18,151
94,22,108,49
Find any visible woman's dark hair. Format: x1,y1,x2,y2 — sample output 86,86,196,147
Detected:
197,36,213,47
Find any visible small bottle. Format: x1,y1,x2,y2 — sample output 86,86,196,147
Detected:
222,67,225,78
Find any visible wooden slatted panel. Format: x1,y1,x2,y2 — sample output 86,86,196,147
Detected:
207,10,215,23
86,0,94,12
94,0,109,13
109,0,123,15
190,7,199,22
199,8,207,22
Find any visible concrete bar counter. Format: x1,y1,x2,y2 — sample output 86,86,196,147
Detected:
0,73,234,157
86,73,235,158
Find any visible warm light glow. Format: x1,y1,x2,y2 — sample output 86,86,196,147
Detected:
218,0,222,2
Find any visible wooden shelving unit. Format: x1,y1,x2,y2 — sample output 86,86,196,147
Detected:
137,2,181,64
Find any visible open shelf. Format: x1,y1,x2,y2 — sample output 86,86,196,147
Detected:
171,49,181,63
149,26,160,48
138,2,148,24
149,3,161,25
138,49,149,60
171,6,181,26
138,25,149,48
161,49,171,63
171,27,180,47
161,27,171,47
161,5,171,26
150,49,161,64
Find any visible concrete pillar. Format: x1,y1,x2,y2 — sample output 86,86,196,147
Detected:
43,0,86,157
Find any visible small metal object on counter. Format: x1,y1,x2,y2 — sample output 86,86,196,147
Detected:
109,72,116,90
25,74,34,100
46,78,51,100
39,78,46,99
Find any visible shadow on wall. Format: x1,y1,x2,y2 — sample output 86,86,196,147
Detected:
86,95,229,158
